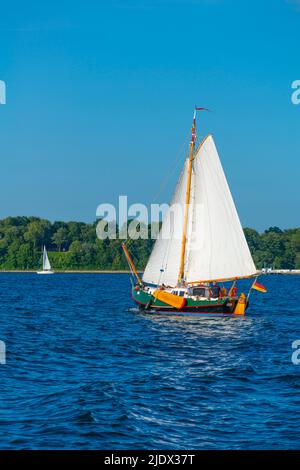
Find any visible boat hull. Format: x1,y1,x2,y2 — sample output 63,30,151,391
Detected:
36,270,55,275
132,287,242,316
137,309,237,318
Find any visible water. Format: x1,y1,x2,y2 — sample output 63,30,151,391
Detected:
0,273,299,449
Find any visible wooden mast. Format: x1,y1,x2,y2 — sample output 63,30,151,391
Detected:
121,242,142,285
177,108,197,285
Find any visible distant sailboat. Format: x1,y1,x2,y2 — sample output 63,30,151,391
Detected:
122,107,262,316
37,246,54,275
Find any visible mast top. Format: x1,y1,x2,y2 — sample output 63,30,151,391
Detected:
190,106,209,145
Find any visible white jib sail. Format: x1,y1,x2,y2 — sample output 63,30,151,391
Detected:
142,159,190,286
184,135,256,282
43,246,51,271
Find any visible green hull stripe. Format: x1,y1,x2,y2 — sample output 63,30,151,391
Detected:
132,289,227,309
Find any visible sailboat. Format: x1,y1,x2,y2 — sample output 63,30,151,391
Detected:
37,246,54,274
122,108,259,316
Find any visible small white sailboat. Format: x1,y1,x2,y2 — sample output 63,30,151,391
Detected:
37,246,54,275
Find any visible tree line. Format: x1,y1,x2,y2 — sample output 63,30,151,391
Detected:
0,216,299,271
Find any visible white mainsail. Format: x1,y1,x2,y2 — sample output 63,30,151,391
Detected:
143,134,256,286
43,246,51,271
184,135,256,282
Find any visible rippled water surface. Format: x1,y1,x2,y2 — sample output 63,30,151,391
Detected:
0,273,299,449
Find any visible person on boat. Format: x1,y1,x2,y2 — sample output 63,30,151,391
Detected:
220,287,227,298
210,282,220,298
228,284,238,297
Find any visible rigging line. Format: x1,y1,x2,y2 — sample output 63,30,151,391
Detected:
122,223,152,251
122,130,191,266
123,130,191,249
150,130,191,205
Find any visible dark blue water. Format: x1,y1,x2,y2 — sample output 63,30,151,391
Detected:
0,273,299,449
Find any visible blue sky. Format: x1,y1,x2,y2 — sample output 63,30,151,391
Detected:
0,0,299,231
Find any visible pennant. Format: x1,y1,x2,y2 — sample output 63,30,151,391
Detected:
252,281,267,293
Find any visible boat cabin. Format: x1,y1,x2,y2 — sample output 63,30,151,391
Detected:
167,285,220,300
189,286,220,298
171,289,186,297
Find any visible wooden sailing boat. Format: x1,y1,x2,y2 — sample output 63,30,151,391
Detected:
37,246,54,275
122,108,258,316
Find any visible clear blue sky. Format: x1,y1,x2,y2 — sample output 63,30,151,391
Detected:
0,0,299,231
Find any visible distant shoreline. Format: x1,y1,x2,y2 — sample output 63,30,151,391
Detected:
0,270,141,274
0,270,299,275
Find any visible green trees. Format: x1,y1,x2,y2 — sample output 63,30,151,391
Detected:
52,227,68,252
0,216,298,270
24,219,51,249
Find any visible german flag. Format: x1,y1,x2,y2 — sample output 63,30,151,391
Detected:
252,281,267,293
